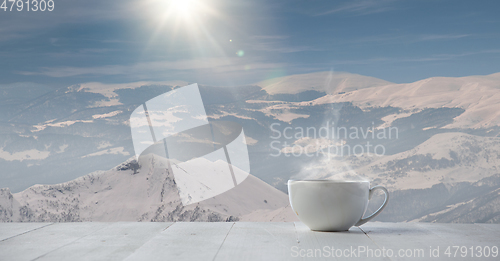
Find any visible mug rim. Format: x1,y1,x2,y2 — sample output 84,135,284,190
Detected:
288,179,369,184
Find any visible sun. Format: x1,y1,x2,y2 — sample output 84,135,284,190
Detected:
143,0,225,56
167,0,203,20
143,0,212,40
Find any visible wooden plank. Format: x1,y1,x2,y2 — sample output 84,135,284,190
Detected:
475,223,500,235
417,223,500,244
123,222,234,261
0,222,111,261
360,222,453,261
213,222,298,261
360,222,500,260
0,223,53,241
1,222,498,261
416,223,499,260
34,222,172,261
294,222,389,260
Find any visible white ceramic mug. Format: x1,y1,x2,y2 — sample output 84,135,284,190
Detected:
288,180,389,231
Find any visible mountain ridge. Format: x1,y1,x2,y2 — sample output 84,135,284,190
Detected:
1,71,500,223
255,71,393,95
0,154,297,222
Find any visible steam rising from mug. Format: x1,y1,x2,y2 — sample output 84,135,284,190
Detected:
290,70,367,182
292,157,368,181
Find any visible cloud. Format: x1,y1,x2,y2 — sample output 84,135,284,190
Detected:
418,34,471,41
252,43,321,53
403,49,500,62
252,35,290,40
345,34,474,45
330,49,500,65
315,0,397,16
0,0,138,42
17,57,285,78
249,34,321,53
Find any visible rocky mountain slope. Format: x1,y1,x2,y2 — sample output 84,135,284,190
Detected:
2,71,500,223
306,132,500,223
308,72,500,129
0,154,297,222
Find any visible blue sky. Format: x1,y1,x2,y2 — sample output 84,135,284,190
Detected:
1,0,499,87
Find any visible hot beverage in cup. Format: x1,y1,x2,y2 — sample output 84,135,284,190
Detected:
288,180,389,232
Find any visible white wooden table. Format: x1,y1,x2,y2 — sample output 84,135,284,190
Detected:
0,222,498,260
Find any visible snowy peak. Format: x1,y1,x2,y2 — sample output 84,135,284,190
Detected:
347,133,500,190
254,71,500,128
308,73,500,128
256,71,393,95
0,154,297,222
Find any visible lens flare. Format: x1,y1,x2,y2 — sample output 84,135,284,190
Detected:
143,0,219,52
169,0,200,19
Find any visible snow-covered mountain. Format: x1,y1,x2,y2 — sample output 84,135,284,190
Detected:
1,71,500,223
301,132,500,223
256,71,393,95
256,71,500,128
0,154,297,222
338,132,500,190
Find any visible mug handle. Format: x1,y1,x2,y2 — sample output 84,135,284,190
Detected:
355,186,389,227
